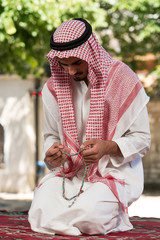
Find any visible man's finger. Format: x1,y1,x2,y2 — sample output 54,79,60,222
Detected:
46,147,60,157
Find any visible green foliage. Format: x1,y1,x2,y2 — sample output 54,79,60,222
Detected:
99,0,160,97
99,0,160,60
0,0,160,97
0,0,105,78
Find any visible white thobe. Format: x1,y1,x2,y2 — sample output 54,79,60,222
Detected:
28,80,150,236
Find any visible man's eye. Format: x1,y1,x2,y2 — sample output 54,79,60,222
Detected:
75,61,82,65
59,63,67,67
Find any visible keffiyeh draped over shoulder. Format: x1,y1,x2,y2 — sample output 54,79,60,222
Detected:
46,18,148,212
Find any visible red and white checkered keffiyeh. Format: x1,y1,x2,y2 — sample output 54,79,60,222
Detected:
46,19,143,212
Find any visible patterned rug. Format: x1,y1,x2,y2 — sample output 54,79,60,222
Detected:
0,211,160,240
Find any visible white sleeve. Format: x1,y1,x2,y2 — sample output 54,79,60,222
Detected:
42,104,60,159
42,84,61,160
110,106,151,167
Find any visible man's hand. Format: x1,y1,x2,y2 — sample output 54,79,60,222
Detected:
44,142,70,168
81,139,122,165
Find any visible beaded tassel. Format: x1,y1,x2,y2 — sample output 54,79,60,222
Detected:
62,148,87,208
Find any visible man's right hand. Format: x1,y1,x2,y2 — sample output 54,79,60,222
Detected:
44,142,70,168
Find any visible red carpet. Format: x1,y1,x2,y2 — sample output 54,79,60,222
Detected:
0,211,160,239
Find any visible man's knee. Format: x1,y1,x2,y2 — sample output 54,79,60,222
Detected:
75,201,119,235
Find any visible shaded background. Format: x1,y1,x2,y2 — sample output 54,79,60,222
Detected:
0,0,160,213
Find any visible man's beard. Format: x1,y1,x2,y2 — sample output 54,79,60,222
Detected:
72,73,87,82
73,77,85,81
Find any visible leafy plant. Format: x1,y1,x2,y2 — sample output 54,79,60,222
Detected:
0,0,105,78
99,0,160,97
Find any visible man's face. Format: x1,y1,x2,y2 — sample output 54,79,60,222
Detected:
57,57,88,85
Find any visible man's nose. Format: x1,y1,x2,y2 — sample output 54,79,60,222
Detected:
68,65,77,76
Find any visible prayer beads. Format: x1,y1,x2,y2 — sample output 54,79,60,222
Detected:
61,148,85,156
62,148,87,208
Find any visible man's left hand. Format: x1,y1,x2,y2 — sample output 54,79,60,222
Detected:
81,139,122,165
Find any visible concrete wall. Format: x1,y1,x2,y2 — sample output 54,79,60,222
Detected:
143,100,160,186
0,75,36,193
